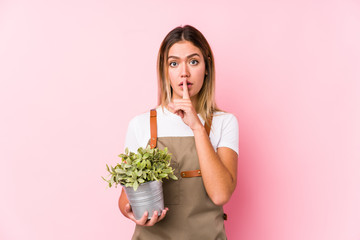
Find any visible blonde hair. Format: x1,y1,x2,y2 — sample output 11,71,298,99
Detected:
157,25,219,124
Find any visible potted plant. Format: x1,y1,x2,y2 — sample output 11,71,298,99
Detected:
103,145,178,220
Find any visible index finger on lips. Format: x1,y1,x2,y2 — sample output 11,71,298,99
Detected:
182,78,190,99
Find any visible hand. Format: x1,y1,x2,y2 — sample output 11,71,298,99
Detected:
168,79,203,131
124,203,168,226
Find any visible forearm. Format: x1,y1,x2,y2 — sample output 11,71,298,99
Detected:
193,126,237,205
118,188,130,218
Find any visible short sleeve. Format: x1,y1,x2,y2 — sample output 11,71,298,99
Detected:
217,114,239,155
124,117,140,153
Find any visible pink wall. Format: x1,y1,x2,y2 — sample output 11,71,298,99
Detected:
1,0,359,239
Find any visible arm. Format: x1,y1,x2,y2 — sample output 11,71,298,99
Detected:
193,126,238,205
118,188,130,217
119,117,169,225
168,79,238,206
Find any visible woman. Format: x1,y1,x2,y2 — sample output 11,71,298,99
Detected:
118,25,239,240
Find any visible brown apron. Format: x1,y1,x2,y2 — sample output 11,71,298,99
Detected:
131,109,227,240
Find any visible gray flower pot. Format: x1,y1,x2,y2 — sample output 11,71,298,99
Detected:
123,180,164,220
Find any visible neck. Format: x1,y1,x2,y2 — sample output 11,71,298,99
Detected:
190,95,198,110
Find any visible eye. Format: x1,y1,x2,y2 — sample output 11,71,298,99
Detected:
169,61,178,67
190,59,199,65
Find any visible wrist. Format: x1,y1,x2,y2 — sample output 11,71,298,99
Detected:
192,124,206,135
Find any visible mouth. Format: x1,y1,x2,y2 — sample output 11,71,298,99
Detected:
179,81,193,87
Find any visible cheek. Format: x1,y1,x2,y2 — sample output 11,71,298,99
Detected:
168,71,176,86
168,67,177,79
196,70,205,78
194,68,206,82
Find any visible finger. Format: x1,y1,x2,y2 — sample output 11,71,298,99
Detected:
173,99,192,104
124,203,135,218
177,110,184,118
124,203,132,213
136,211,149,225
157,208,168,222
168,102,188,114
145,211,159,226
167,102,175,112
172,103,192,111
124,203,137,221
173,100,193,112
182,78,190,99
172,104,192,114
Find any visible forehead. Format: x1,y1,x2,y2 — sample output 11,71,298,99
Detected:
168,41,203,58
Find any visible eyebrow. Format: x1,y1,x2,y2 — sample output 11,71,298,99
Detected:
167,53,201,60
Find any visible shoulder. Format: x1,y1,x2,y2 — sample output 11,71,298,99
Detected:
127,107,169,133
124,110,152,151
213,111,237,120
212,111,238,129
125,110,151,139
210,111,239,154
127,110,150,128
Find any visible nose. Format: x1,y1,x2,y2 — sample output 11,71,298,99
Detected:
180,63,190,78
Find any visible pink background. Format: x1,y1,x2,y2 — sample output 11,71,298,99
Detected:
1,0,359,239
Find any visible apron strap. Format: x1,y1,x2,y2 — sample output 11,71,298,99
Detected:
181,169,202,178
149,109,157,149
204,117,212,137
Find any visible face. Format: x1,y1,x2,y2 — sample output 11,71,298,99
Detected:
167,41,206,101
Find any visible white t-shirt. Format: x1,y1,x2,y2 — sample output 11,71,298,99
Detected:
124,106,239,155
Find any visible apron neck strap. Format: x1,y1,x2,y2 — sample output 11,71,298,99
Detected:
204,116,212,137
150,109,157,149
149,108,213,149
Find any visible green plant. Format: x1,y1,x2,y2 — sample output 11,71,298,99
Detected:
103,145,178,191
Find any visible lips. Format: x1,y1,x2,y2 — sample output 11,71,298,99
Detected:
179,81,192,87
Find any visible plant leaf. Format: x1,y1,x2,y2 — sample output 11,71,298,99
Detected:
159,173,167,178
115,168,125,174
146,160,151,169
104,145,178,189
133,180,139,191
169,173,178,180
